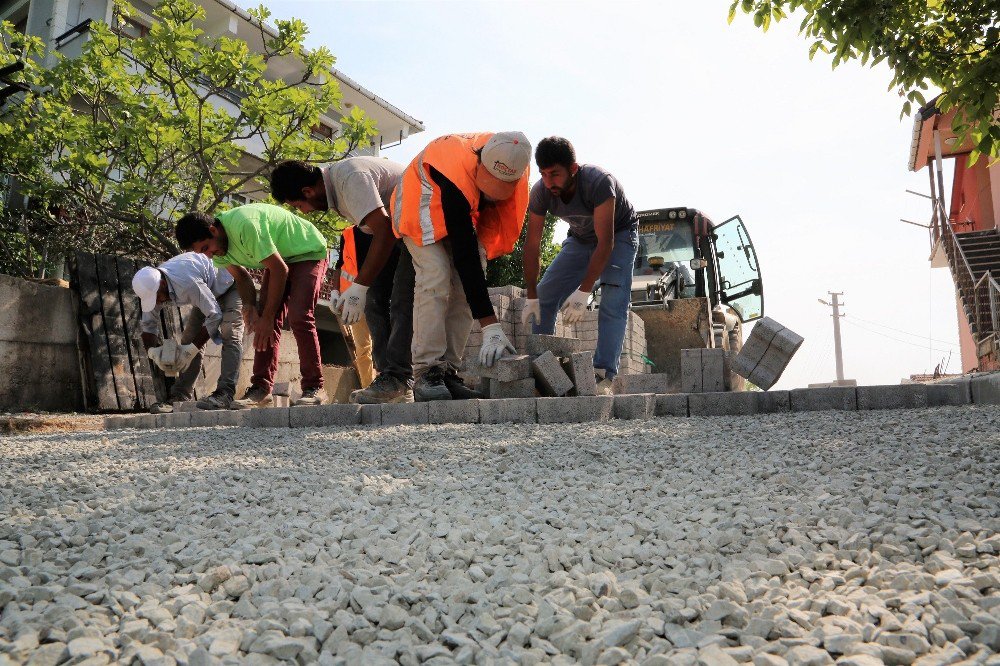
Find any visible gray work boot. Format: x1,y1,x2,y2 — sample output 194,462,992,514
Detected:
232,385,273,409
413,366,451,402
149,401,173,414
353,374,414,404
444,372,483,400
294,387,327,406
196,391,234,410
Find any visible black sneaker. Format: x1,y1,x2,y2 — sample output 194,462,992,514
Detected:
413,367,452,402
353,374,414,404
232,385,273,410
444,372,483,400
196,391,234,410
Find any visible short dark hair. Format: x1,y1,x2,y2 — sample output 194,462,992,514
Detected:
175,212,216,250
270,160,322,203
535,136,576,169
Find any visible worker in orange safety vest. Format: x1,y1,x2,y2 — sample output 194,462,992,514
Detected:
390,131,531,402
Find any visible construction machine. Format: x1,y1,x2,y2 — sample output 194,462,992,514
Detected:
605,207,765,391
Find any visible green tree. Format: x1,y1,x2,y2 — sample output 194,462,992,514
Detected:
486,211,561,288
0,0,376,277
728,0,1000,162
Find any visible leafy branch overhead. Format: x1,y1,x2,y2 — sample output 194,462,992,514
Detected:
728,0,1000,162
0,0,377,276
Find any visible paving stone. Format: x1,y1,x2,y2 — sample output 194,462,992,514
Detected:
489,378,537,399
103,415,128,430
562,351,597,396
531,351,574,397
157,412,192,429
536,396,613,423
428,400,480,424
133,414,157,429
381,402,429,425
613,393,655,420
188,410,233,428
360,404,381,426
938,376,972,404
702,348,726,393
470,355,532,382
925,383,963,407
246,407,290,428
681,349,703,393
970,373,1000,405
689,392,758,416
856,384,928,410
612,373,673,395
173,401,199,412
789,387,858,412
756,390,791,413
655,393,689,417
288,404,362,428
526,334,582,356
272,381,291,396
479,398,536,424
737,318,781,370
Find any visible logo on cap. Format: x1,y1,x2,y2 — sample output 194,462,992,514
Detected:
492,160,516,178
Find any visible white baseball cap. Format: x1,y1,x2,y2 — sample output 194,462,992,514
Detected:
481,131,531,182
132,266,162,313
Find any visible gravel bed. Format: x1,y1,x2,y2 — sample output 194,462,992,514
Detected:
1,406,999,666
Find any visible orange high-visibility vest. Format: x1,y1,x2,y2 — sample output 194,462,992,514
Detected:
390,132,529,260
339,226,358,292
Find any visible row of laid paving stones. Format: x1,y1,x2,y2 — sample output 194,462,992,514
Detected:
103,382,972,430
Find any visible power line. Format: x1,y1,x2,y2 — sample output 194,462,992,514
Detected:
845,314,959,347
841,319,957,355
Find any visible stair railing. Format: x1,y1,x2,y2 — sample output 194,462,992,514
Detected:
933,198,993,338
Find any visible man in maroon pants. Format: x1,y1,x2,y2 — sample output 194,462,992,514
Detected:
176,202,329,406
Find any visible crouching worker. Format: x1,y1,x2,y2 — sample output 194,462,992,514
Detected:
175,202,329,408
132,252,243,413
391,132,531,401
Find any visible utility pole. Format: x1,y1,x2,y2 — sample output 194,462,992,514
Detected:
817,292,846,383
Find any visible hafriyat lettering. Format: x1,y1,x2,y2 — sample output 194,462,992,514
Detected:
639,222,677,233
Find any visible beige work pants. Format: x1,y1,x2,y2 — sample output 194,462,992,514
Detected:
348,318,375,388
404,236,484,376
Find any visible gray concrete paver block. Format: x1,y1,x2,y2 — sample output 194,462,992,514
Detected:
536,396,613,423
531,351,573,397
655,394,689,417
360,404,382,426
681,349,702,393
613,393,655,420
480,398,536,424
856,384,928,410
489,378,536,399
938,377,971,404
562,351,597,396
755,390,790,413
970,373,1000,405
789,387,858,412
188,410,228,428
471,355,532,382
526,334,582,356
246,407,290,428
926,383,964,407
172,401,199,412
104,415,127,430
159,412,192,429
289,404,362,428
612,373,673,395
702,348,726,393
381,402,430,426
429,399,480,424
689,392,757,417
134,414,157,429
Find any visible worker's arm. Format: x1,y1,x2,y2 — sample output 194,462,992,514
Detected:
140,308,162,349
190,281,223,348
252,253,288,351
523,211,546,299
578,199,616,292
226,264,258,321
354,210,396,287
430,166,497,327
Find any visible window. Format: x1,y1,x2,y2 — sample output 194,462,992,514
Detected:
311,123,334,141
112,12,149,39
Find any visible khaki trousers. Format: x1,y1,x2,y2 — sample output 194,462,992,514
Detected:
348,318,375,388
404,236,484,376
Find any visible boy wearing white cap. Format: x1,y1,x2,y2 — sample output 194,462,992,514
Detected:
132,252,244,412
391,132,532,401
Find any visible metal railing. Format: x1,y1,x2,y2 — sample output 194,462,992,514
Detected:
931,198,1000,343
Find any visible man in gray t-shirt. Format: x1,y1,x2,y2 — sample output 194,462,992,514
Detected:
522,137,639,385
269,158,417,404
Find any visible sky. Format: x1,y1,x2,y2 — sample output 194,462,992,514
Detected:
238,0,962,390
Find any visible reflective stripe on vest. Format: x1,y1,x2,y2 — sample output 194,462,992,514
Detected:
339,226,358,293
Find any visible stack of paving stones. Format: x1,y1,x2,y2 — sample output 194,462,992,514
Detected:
464,286,650,388
732,316,805,390
105,380,972,431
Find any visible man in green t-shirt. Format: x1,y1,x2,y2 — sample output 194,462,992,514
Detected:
176,203,329,407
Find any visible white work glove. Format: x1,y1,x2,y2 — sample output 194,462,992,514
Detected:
147,342,180,376
479,323,516,367
521,298,541,326
327,290,342,313
175,343,200,373
560,289,590,325
338,283,369,325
